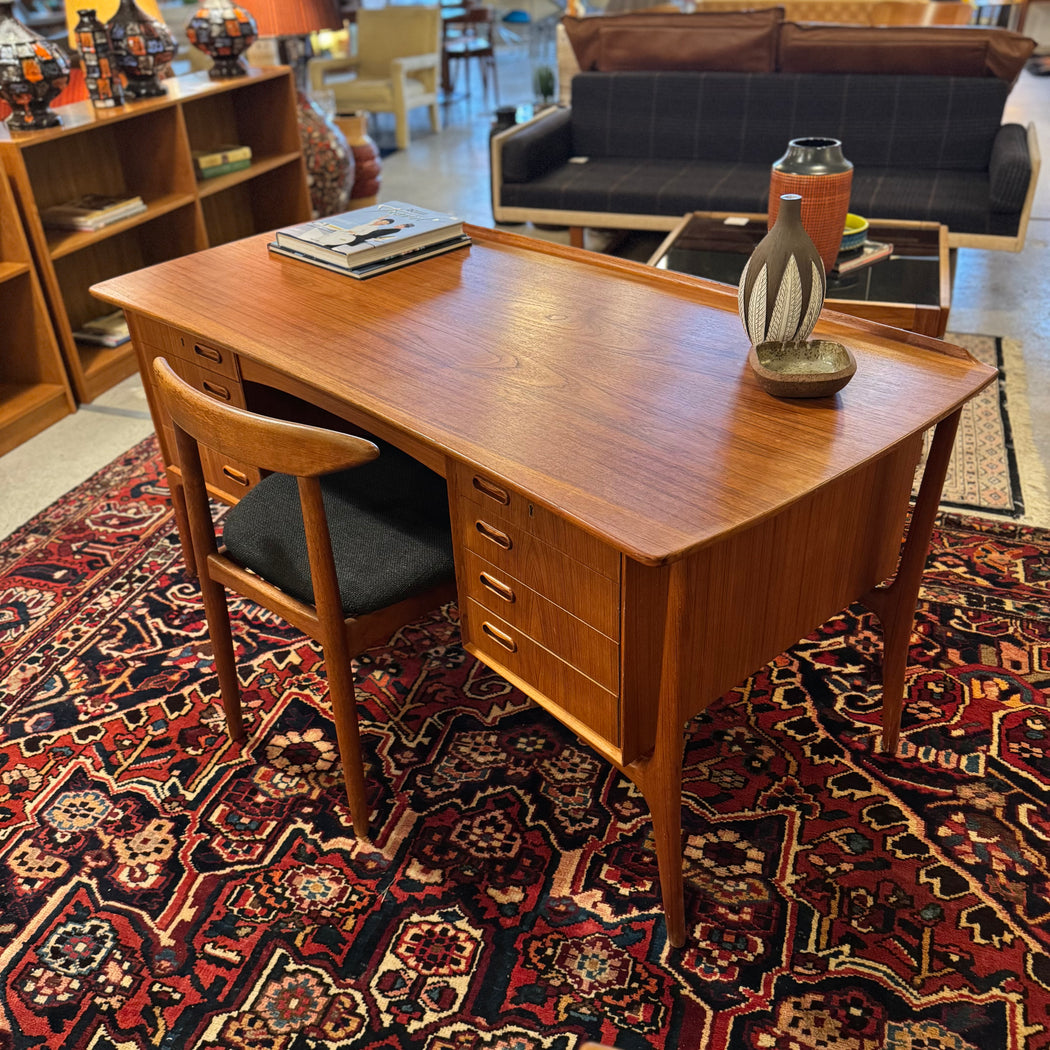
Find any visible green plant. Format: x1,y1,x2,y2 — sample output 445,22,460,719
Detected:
532,64,555,105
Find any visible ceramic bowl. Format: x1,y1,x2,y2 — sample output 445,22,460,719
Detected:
749,339,857,398
840,213,869,252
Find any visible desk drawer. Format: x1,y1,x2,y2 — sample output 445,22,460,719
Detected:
142,345,248,410
133,316,241,380
461,548,619,691
159,419,260,504
454,462,619,579
455,499,620,637
463,598,619,744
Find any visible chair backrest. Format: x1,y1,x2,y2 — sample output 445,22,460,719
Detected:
152,357,382,579
152,357,378,480
445,6,497,49
356,5,443,77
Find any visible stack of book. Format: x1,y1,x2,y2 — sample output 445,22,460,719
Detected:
193,144,253,180
40,193,147,232
73,310,130,348
268,201,470,280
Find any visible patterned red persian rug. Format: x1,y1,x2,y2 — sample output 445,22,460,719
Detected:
2,436,1049,1050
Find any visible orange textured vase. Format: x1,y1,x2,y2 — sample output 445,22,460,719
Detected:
768,137,853,275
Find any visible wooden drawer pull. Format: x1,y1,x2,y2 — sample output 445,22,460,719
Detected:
222,466,250,487
479,572,515,603
202,379,232,401
472,475,510,504
475,520,512,549
481,621,517,653
194,343,223,364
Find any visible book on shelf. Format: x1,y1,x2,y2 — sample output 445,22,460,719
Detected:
196,157,252,179
274,200,465,270
831,239,894,276
41,193,147,231
73,310,130,348
193,144,253,177
267,234,472,280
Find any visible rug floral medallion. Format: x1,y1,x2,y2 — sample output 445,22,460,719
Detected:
1,437,1049,1050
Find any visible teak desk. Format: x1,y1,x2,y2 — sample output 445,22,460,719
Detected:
92,226,996,948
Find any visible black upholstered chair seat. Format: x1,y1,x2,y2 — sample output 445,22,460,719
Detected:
223,442,455,616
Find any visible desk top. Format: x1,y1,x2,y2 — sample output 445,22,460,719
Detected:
93,225,995,566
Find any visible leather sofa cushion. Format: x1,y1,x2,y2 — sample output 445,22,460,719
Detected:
562,8,783,73
596,24,779,72
777,23,1036,84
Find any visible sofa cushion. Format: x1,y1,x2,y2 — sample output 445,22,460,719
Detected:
562,9,783,73
569,72,1009,171
595,22,780,72
777,23,1036,84
499,157,1021,237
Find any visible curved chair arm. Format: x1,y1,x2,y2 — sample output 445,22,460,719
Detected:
392,51,440,95
392,51,441,76
309,54,361,92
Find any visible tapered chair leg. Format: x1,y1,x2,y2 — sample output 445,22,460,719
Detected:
324,645,372,840
198,575,246,741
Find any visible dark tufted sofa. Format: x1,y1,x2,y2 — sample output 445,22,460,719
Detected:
490,15,1040,251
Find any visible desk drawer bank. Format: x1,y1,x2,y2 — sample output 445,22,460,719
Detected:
93,225,996,948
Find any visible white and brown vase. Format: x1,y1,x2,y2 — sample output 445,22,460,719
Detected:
738,193,826,346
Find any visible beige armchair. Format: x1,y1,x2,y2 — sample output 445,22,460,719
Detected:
308,5,442,152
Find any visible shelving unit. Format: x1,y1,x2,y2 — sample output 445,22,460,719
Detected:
0,66,310,403
0,165,74,456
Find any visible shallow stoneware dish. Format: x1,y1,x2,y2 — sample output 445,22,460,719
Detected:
748,339,857,398
840,213,869,252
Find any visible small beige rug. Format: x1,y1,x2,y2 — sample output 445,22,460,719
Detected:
918,333,1050,526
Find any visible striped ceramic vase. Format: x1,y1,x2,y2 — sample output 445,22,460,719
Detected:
738,193,826,347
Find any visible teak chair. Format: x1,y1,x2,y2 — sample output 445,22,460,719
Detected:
152,358,457,839
308,5,443,151
443,6,500,105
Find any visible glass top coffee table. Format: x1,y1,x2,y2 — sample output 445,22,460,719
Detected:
648,212,951,337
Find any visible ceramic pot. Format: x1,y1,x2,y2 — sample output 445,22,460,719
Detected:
106,0,177,99
335,112,382,207
0,1,70,130
186,0,258,79
298,94,353,219
738,193,826,347
768,137,853,274
74,8,124,109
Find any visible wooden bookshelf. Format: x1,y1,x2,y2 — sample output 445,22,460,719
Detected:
0,165,74,456
0,66,310,403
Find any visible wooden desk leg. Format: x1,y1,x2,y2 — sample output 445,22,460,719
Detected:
624,564,690,949
861,409,961,753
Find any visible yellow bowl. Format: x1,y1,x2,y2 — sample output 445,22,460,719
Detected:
840,213,869,252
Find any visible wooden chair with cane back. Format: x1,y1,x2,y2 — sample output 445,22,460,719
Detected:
151,357,458,839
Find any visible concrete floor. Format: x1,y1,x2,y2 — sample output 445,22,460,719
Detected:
1,35,1048,539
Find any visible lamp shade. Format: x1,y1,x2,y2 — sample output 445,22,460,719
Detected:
250,0,343,37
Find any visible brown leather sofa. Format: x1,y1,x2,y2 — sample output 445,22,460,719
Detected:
492,11,1040,251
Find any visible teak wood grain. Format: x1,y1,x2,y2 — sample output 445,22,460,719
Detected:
93,227,990,565
92,225,997,949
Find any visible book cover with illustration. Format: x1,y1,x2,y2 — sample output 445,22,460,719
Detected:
274,201,464,269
